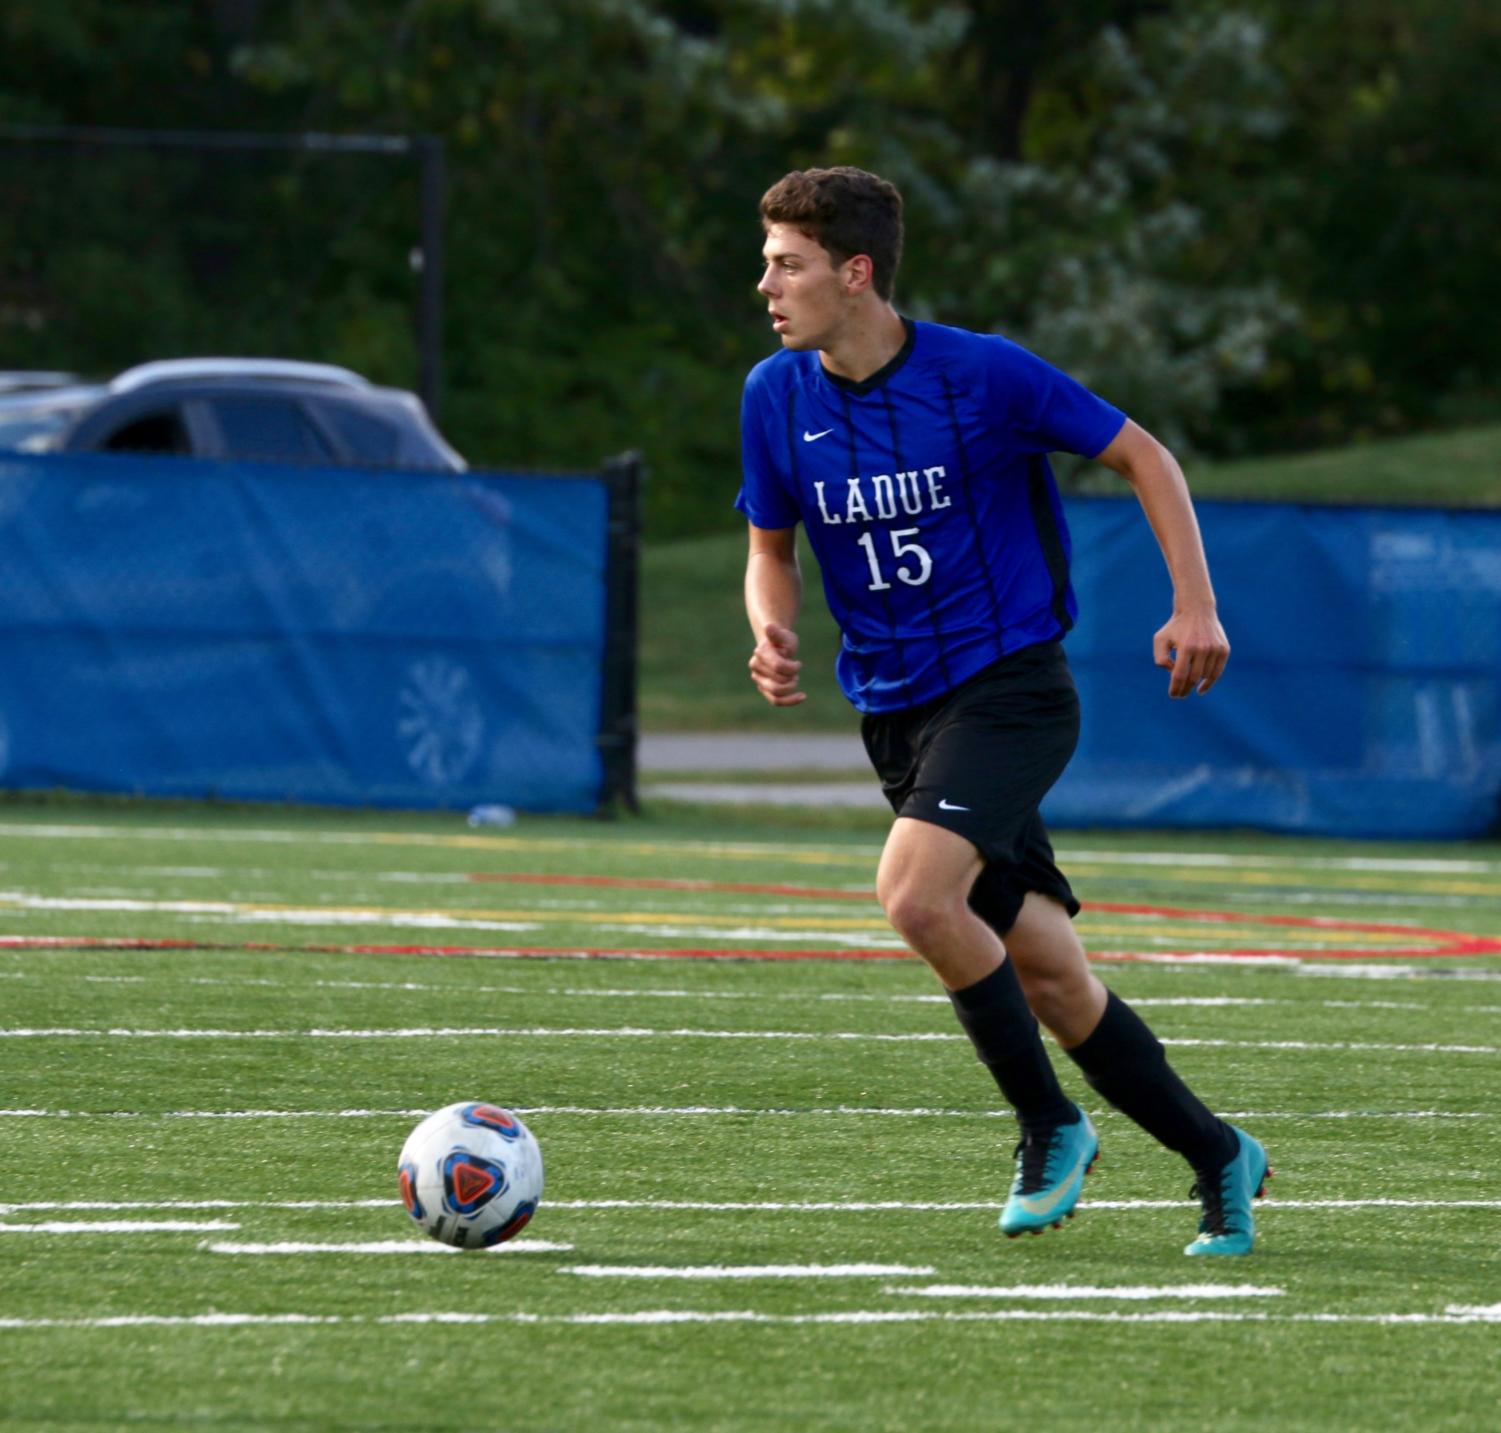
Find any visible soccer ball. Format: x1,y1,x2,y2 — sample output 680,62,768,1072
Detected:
397,1101,544,1249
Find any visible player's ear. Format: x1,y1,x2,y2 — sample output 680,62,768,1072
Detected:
843,253,875,295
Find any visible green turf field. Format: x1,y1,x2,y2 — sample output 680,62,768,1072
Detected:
2,800,1499,1431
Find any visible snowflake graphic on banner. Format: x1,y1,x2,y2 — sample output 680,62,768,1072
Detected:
397,657,483,786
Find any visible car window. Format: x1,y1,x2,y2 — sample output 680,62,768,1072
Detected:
315,400,404,464
206,397,334,462
0,401,84,453
100,409,192,456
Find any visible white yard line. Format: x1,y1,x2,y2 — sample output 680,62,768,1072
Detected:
4,819,1498,874
3,1196,1501,1216
0,1026,952,1041
0,1106,1487,1122
546,1198,1501,1213
1056,849,1501,875
560,1264,932,1279
203,1239,570,1255
0,1108,430,1120
1153,890,1499,911
6,937,1497,974
13,967,1490,1014
1163,1037,1498,1054
885,1283,1284,1300
0,1307,1497,1329
1,1026,1493,1054
1293,964,1501,983
0,896,1445,951
0,1200,400,1214
0,896,543,935
0,822,888,863
0,1220,238,1233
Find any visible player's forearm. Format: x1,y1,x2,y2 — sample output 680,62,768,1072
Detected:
744,549,803,640
1117,440,1218,612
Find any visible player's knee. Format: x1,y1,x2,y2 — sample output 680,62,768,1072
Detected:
1016,962,1100,1033
1016,966,1071,1025
878,879,961,953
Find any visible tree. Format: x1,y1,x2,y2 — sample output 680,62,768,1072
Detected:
2,0,1497,531
918,8,1297,463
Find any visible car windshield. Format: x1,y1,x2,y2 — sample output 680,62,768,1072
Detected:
0,398,90,453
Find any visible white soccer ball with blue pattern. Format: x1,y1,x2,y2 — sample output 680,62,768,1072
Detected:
398,1101,544,1248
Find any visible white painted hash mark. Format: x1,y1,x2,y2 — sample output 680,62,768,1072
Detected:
885,1283,1285,1300
0,1027,1494,1054
0,1220,239,1233
1,1308,1500,1330
6,1197,1501,1217
14,968,1495,1012
203,1239,571,1255
0,1106,1488,1123
560,1264,935,1279
0,1027,957,1042
0,1108,429,1120
5,819,1500,874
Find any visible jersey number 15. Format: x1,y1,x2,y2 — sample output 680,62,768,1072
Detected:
856,527,933,591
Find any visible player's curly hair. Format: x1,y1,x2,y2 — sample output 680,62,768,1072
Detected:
759,167,904,301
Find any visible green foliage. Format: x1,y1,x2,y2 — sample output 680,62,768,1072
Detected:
1228,0,1501,447
931,9,1299,459
1,0,1497,534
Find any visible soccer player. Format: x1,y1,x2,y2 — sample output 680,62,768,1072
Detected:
737,166,1269,1255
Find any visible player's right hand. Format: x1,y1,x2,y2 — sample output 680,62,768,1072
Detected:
749,621,806,706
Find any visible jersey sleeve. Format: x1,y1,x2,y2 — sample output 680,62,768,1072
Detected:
987,337,1127,459
734,373,801,530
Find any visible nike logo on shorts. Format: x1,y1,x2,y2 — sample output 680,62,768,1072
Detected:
938,799,971,811
802,428,834,443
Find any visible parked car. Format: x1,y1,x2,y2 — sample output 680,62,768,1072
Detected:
0,371,80,395
0,358,465,470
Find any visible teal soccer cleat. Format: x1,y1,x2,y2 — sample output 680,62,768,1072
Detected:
1184,1126,1271,1257
999,1106,1099,1238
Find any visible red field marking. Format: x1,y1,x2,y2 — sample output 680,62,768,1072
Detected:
1087,899,1494,944
0,936,249,953
4,933,1499,962
464,871,1497,944
0,936,907,962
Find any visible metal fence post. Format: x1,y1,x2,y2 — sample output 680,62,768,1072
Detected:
598,450,643,814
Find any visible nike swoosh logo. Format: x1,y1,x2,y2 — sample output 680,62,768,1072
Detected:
938,799,970,812
802,428,834,443
1017,1142,1096,1218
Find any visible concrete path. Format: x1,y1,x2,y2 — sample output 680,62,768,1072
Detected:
643,779,887,808
638,731,867,772
638,731,882,807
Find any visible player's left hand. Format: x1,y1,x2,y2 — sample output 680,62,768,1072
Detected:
1153,607,1229,698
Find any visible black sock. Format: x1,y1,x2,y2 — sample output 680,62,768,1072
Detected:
1065,990,1237,1170
948,961,1078,1135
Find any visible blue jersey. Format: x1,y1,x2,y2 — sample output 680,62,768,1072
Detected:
736,319,1126,713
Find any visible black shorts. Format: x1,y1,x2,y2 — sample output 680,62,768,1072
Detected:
860,641,1081,935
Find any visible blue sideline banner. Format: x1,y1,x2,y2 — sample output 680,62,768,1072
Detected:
1052,495,1501,838
0,452,609,812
